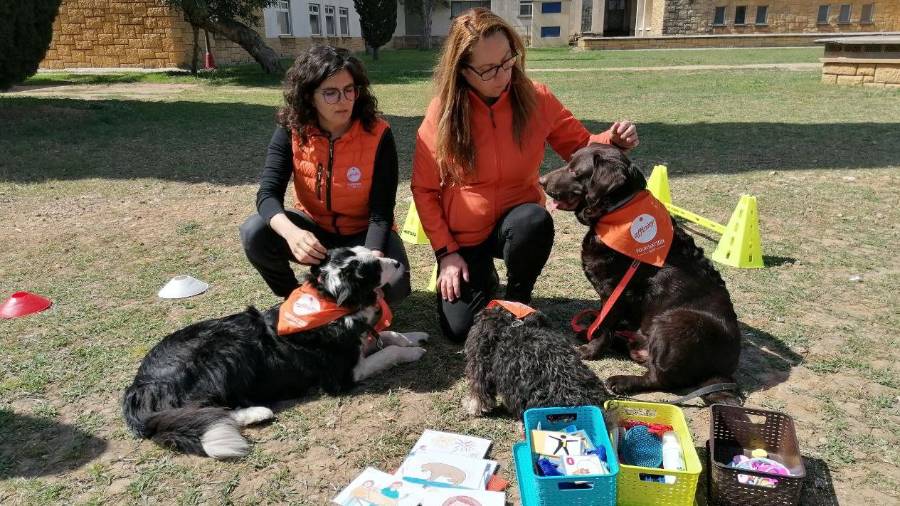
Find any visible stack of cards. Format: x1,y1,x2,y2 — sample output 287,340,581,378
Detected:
332,430,506,506
531,428,610,477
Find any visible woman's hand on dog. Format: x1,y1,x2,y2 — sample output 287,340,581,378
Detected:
438,252,469,302
270,214,327,265
609,120,639,150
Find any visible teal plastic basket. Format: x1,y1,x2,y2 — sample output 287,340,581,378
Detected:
514,406,619,506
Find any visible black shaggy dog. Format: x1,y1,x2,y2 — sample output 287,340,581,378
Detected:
122,246,428,459
540,144,742,405
463,305,609,418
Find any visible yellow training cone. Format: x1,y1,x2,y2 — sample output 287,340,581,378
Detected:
647,165,672,205
711,195,764,269
401,200,429,245
427,263,438,292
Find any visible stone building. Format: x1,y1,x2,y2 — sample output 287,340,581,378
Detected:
40,0,365,70
39,0,900,69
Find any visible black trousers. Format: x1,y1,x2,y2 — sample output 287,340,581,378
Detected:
239,209,412,304
438,203,554,343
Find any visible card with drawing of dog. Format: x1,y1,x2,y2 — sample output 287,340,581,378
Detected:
396,451,497,490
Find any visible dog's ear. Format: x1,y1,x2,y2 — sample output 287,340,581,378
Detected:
332,259,359,306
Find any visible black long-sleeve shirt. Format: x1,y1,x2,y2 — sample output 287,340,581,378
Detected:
255,126,399,251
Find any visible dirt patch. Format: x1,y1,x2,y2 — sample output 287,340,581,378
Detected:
2,83,201,101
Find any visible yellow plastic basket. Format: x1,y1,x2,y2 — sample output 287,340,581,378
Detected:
604,400,702,506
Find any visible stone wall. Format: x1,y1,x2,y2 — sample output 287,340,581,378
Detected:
41,0,193,69
663,0,900,35
578,31,870,49
821,61,900,88
209,34,365,66
40,0,366,70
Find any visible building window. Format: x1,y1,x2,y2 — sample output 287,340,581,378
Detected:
275,0,292,35
755,5,768,25
734,5,747,25
450,1,491,17
309,3,321,35
713,6,726,26
860,3,874,24
339,7,350,35
542,2,562,14
540,25,561,37
519,0,533,17
324,5,336,36
817,5,829,24
838,4,851,24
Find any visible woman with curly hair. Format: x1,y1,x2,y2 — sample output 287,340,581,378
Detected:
412,8,639,341
240,45,410,303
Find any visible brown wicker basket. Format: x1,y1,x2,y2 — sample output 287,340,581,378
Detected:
708,404,806,506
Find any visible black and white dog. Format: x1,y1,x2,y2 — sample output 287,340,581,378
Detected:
464,304,609,418
122,246,427,459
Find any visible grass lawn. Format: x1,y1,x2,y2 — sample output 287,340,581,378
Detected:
2,47,898,505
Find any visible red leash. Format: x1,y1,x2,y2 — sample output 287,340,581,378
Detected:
571,259,641,341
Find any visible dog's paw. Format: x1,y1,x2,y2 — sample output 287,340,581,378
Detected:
462,395,492,416
402,331,429,346
399,346,426,363
605,375,637,395
230,406,275,427
577,343,600,360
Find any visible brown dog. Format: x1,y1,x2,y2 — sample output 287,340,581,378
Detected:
539,144,741,404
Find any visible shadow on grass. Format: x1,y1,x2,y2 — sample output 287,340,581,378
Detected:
25,53,436,88
0,408,107,479
2,93,898,185
532,296,802,401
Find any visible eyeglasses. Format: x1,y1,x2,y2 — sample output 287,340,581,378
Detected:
318,85,359,104
464,52,518,81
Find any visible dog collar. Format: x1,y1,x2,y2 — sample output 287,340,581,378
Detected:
277,282,391,336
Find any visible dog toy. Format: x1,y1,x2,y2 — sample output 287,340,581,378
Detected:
620,425,663,468
537,457,563,476
730,455,791,476
622,419,674,438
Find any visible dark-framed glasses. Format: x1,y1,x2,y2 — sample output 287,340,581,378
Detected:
318,85,359,104
464,52,518,81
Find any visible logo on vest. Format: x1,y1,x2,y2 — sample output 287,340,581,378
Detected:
630,213,658,244
347,166,362,183
292,294,321,316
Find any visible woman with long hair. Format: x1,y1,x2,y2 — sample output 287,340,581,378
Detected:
241,45,411,303
412,8,639,341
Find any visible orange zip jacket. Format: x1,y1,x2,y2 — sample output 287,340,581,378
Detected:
411,81,613,255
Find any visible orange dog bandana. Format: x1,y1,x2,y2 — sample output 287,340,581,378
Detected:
593,190,673,267
277,282,391,336
486,300,537,319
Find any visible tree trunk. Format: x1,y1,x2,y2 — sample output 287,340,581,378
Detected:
372,45,380,60
421,0,434,50
190,24,200,75
179,4,283,74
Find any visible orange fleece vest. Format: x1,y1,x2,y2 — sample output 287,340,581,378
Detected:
291,118,390,235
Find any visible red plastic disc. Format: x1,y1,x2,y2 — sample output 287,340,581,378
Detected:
0,291,52,319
